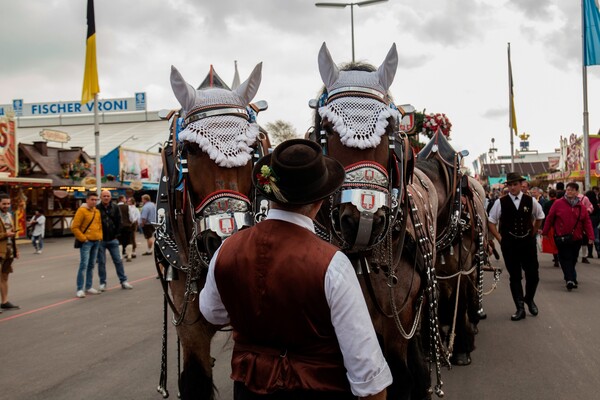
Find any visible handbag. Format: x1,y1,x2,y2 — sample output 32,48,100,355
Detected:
74,210,96,248
554,208,581,245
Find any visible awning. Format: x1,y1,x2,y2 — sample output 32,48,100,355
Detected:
0,176,53,187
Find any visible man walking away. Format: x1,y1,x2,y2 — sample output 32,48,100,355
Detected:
97,190,133,291
0,193,20,311
71,192,103,298
140,194,156,256
200,140,391,399
127,197,140,258
117,195,133,262
488,173,545,321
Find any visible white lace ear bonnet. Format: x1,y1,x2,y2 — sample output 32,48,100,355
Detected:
170,63,262,168
316,43,401,149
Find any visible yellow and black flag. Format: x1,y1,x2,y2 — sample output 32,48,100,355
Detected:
508,43,518,136
81,0,99,104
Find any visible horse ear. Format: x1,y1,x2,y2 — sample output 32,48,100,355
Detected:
318,42,339,89
377,43,398,91
234,62,262,105
170,65,197,112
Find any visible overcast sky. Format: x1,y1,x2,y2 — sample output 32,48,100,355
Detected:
1,0,599,168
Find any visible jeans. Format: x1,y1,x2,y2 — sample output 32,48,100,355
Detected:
97,239,128,285
31,235,43,251
76,240,100,291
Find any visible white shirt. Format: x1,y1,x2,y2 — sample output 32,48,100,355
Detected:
199,209,392,397
128,204,141,224
30,215,46,237
488,193,545,224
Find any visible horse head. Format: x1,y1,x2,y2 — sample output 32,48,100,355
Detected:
170,63,268,260
312,42,401,251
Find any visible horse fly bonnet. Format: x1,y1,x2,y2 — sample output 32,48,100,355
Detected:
170,63,262,168
316,42,401,149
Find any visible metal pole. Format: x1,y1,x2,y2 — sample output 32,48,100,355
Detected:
94,93,101,196
583,0,591,190
350,3,355,62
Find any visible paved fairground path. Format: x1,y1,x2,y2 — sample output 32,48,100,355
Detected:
1,236,599,399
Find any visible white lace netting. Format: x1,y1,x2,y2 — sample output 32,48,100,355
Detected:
179,115,259,168
318,97,400,149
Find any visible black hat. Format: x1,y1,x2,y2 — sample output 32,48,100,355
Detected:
252,139,345,205
505,172,526,184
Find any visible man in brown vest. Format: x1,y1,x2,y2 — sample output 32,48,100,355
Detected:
200,139,391,399
488,172,545,321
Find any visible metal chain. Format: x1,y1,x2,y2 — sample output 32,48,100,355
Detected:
407,190,449,398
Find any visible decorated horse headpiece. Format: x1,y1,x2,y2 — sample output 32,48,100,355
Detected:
170,63,263,168
314,42,401,149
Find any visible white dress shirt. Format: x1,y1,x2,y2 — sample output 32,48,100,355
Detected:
488,193,545,224
199,209,393,397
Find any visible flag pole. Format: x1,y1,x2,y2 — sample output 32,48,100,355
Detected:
94,94,101,196
508,43,515,171
583,0,591,190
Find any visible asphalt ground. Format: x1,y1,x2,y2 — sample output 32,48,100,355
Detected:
1,236,599,399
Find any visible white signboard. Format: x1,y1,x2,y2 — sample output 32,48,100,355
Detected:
1,93,146,117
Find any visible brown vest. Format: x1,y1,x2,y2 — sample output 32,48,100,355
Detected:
214,219,350,394
499,194,534,237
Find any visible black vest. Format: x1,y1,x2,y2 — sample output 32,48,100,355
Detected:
499,194,534,238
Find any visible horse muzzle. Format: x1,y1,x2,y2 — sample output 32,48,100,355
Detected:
330,162,393,250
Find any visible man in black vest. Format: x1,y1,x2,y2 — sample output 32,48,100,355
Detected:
488,173,545,321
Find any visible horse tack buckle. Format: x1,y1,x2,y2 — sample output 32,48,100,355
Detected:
195,190,253,238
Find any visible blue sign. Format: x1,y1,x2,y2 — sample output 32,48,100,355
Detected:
135,92,146,111
12,99,23,117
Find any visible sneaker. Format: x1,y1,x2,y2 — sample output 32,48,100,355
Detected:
0,301,20,310
38,250,42,254
582,257,590,264
121,281,133,290
142,251,153,256
86,288,101,295
126,257,132,262
76,290,86,298
99,284,106,292
132,254,137,258
573,280,579,289
566,281,575,291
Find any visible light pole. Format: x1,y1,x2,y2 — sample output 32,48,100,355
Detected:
117,135,138,148
315,0,388,63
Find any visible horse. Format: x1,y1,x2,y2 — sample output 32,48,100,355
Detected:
153,63,270,399
416,130,491,366
309,42,446,399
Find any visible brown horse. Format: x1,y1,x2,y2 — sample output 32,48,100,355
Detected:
310,43,445,400
416,130,490,366
154,64,270,399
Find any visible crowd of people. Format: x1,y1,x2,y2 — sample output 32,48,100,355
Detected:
0,190,158,308
71,191,156,298
485,175,598,320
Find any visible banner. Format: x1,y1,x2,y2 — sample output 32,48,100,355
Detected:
584,0,600,66
119,148,162,183
508,43,518,136
0,114,17,177
589,135,600,176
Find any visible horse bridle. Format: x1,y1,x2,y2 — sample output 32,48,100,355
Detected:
312,90,407,251
173,102,268,269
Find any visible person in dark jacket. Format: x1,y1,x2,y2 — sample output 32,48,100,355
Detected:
97,190,133,291
542,182,595,291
